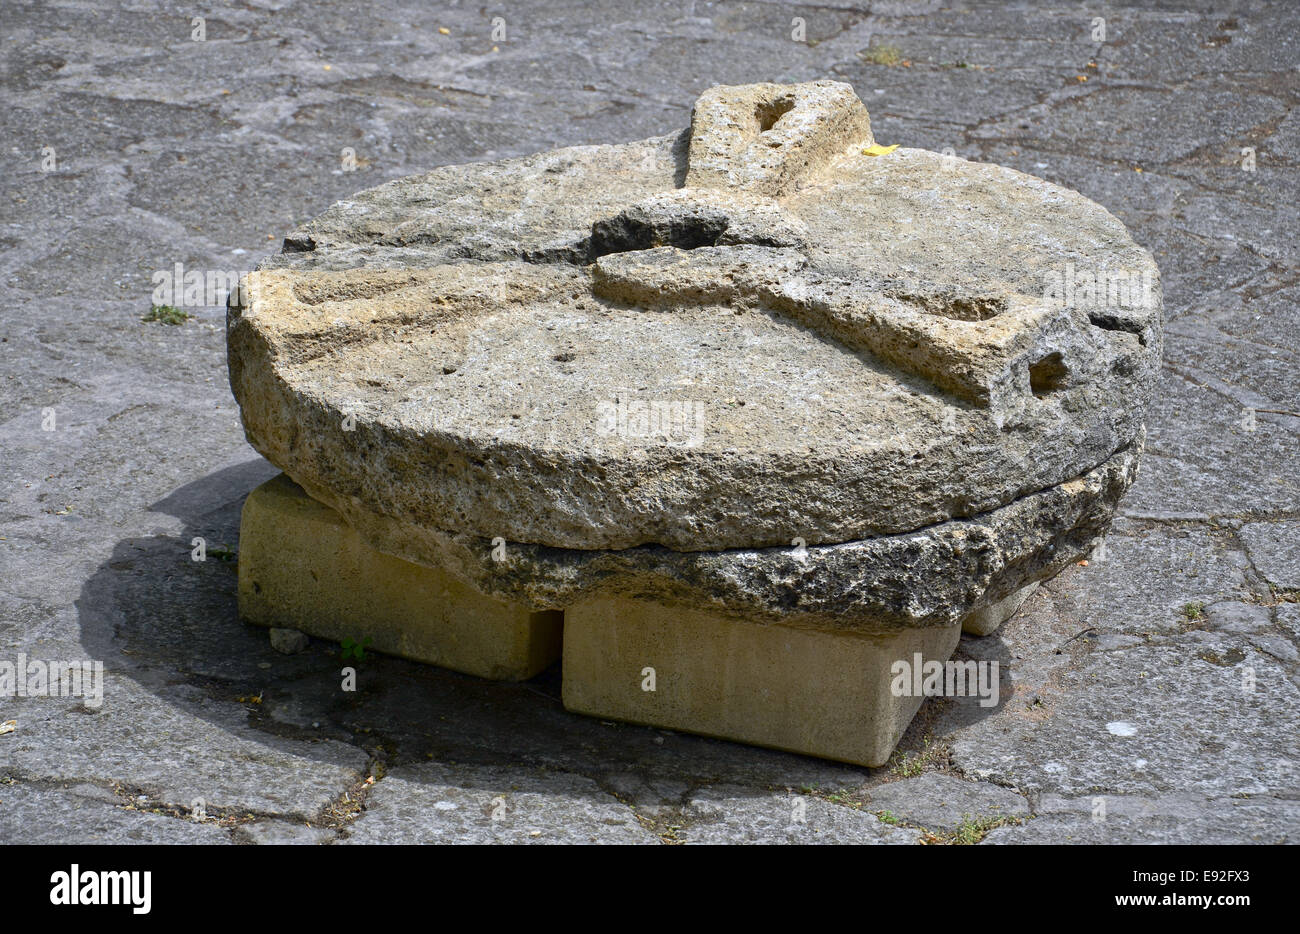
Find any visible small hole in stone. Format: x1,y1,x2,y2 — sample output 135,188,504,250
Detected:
1029,352,1069,397
553,352,575,363
755,97,796,133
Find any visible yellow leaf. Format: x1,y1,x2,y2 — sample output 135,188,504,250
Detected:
862,144,899,156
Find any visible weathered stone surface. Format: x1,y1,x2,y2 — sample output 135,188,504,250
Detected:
227,84,1164,769
8,0,1293,844
1238,521,1300,592
243,432,1137,635
862,773,1029,833
1204,600,1271,635
0,783,232,845
685,80,874,196
1279,605,1300,646
229,80,1161,562
1123,367,1300,521
950,634,1300,799
234,819,335,845
982,793,1299,845
0,679,369,820
1049,517,1253,635
340,763,658,844
678,785,920,844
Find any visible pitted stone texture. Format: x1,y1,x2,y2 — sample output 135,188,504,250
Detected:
276,439,1139,631
230,80,1161,556
590,189,811,254
271,132,689,267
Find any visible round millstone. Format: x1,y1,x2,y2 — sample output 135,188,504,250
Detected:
228,80,1161,625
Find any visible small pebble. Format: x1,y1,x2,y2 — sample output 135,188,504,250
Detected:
270,628,310,654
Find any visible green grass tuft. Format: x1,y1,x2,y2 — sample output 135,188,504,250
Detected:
861,43,902,66
143,304,191,325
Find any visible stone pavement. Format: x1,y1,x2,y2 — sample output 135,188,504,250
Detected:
1,0,1297,844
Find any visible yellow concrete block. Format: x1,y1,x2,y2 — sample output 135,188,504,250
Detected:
562,597,962,767
238,474,562,680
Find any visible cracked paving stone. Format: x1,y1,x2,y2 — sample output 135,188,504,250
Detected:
1165,316,1300,423
861,773,1029,833
1208,284,1300,357
984,793,1300,845
234,819,335,845
970,84,1287,167
1204,600,1273,634
1238,521,1300,592
0,682,368,822
1279,605,1300,642
1054,518,1252,635
1125,369,1300,519
0,782,232,844
951,634,1300,804
315,662,869,791
677,784,920,844
1126,229,1272,324
3,0,1298,844
340,764,658,844
1096,8,1300,81
1267,108,1300,164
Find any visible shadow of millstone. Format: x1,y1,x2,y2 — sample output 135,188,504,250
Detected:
76,458,910,826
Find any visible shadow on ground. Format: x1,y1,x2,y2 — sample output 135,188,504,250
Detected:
74,459,1014,823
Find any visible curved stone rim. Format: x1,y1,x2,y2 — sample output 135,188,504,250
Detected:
275,436,1140,633
229,81,1161,552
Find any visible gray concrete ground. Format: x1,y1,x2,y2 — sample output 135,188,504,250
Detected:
1,0,1297,844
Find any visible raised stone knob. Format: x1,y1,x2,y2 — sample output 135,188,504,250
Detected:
685,80,874,197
